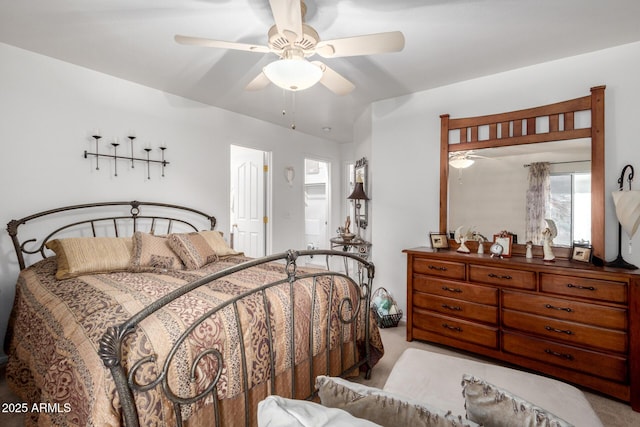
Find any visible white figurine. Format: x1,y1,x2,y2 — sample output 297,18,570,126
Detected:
542,219,557,262
526,241,533,259
454,226,471,253
475,232,486,254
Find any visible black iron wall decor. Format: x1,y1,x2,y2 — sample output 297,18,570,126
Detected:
84,131,169,179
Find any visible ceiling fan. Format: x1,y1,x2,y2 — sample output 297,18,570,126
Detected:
174,0,405,95
449,150,491,169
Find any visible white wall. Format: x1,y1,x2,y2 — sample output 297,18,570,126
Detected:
0,42,345,360
368,41,640,314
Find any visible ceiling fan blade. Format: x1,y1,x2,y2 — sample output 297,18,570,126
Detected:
174,35,270,53
312,61,355,96
316,31,405,58
245,72,272,91
269,0,303,44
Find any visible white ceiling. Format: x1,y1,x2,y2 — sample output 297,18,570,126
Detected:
2,0,640,143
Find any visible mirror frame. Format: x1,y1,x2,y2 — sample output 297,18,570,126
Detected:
439,86,605,260
354,157,369,229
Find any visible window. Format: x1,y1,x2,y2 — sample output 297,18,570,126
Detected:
548,173,591,246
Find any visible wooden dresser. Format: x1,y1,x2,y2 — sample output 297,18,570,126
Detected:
404,247,640,410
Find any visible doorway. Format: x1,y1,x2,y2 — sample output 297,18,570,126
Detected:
230,145,270,258
304,158,330,265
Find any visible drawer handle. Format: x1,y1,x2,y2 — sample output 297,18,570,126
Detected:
429,265,448,272
442,323,462,332
544,349,574,361
545,325,573,335
442,304,462,311
441,286,462,293
544,304,573,313
488,273,512,280
567,283,597,291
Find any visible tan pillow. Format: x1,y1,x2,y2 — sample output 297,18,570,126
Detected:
316,376,477,427
45,237,133,280
167,232,218,269
461,374,573,427
198,230,241,257
130,232,184,271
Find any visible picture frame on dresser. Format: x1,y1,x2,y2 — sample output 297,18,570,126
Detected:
571,243,593,263
429,232,449,249
493,234,513,257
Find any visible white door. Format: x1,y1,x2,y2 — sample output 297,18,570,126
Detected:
304,159,330,265
230,145,267,258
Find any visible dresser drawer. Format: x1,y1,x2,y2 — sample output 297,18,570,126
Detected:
412,258,465,280
540,273,627,304
502,332,627,382
502,291,627,330
414,310,498,349
413,276,498,305
502,309,627,353
469,265,535,290
413,293,498,324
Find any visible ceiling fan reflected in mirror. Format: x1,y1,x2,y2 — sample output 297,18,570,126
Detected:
449,150,490,169
175,0,405,95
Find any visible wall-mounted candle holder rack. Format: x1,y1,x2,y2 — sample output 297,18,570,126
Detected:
84,134,169,179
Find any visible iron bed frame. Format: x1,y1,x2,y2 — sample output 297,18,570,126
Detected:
6,200,376,427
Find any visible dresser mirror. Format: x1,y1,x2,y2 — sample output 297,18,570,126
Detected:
448,138,592,248
439,86,605,260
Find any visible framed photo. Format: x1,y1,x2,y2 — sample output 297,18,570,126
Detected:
493,234,513,257
571,244,592,263
430,232,449,250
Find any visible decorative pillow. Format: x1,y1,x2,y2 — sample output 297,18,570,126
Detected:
316,376,478,427
167,232,218,269
45,237,133,280
461,374,573,427
198,230,242,257
258,395,381,427
130,232,184,271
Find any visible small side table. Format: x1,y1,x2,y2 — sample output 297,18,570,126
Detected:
329,237,372,278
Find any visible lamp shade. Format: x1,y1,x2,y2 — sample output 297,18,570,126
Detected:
347,182,369,200
263,58,323,91
449,157,474,169
612,190,640,237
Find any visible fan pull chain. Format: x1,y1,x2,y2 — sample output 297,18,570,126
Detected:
281,89,297,130
290,92,296,130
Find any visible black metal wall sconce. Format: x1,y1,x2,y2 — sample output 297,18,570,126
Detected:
84,131,169,179
606,164,639,269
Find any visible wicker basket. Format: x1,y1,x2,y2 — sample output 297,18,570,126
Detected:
371,287,402,328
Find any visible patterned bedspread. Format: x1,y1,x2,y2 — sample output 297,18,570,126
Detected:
5,255,383,426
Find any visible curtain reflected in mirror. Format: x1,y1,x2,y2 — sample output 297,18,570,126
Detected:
525,162,550,244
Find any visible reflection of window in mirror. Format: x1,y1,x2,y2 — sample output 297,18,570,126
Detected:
549,172,591,246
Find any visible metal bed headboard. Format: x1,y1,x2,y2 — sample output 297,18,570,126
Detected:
6,200,217,270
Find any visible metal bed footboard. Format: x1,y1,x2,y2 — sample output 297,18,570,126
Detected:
99,249,375,427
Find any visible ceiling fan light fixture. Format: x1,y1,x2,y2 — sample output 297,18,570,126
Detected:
263,48,322,91
449,157,475,169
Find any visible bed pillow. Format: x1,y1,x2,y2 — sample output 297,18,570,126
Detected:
316,376,477,427
167,232,218,269
198,230,242,257
461,374,573,427
258,395,381,427
130,232,184,271
45,237,133,280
